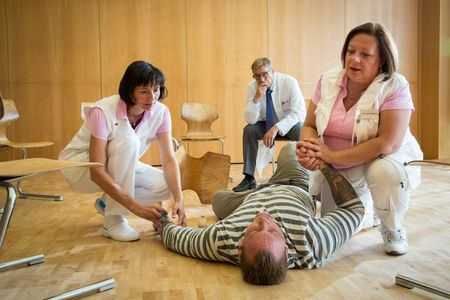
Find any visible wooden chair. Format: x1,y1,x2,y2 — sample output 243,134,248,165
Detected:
0,94,61,200
180,102,225,154
175,145,230,204
0,94,54,159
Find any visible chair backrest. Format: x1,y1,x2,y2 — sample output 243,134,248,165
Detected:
175,145,230,204
0,97,20,144
181,103,219,137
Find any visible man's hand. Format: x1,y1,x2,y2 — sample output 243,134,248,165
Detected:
253,82,269,103
263,126,279,148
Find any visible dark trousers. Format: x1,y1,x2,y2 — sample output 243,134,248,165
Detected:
213,142,309,219
242,121,301,176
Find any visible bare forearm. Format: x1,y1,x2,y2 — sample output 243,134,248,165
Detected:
301,125,318,139
330,137,394,166
318,163,358,205
162,159,183,202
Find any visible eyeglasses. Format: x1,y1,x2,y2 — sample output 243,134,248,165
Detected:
253,70,272,80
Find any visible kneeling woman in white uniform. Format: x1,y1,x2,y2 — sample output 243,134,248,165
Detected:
60,61,186,242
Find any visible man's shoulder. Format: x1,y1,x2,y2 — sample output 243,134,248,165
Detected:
275,72,298,83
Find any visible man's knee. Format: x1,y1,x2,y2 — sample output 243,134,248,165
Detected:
243,123,263,138
212,192,229,219
286,122,301,141
278,142,297,160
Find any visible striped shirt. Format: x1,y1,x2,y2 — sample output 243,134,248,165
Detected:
161,185,364,269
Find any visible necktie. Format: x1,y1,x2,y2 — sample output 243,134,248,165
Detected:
265,88,275,132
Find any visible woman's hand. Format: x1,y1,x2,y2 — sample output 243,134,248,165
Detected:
172,200,186,226
296,141,325,171
132,204,167,226
301,138,334,164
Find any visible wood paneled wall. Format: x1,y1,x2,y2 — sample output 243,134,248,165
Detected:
418,0,450,159
1,0,445,164
439,0,450,157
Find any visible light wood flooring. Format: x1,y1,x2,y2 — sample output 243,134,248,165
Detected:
0,163,449,299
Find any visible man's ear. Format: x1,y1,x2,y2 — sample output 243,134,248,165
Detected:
284,244,288,259
237,238,244,257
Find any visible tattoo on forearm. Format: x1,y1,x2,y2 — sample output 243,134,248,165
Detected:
319,164,358,205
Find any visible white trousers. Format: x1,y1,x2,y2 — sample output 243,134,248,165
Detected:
310,152,421,231
60,127,172,216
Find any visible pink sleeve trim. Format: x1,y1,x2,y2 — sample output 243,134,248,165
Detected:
156,108,172,134
85,107,108,140
380,82,415,112
312,77,323,105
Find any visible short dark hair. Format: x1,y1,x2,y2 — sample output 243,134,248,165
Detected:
240,248,288,285
341,22,398,81
118,60,168,106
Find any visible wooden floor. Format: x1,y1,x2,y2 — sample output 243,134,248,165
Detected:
0,163,449,299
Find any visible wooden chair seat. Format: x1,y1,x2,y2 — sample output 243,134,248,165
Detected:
175,146,230,204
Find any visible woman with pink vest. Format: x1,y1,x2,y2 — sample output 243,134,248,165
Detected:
296,23,422,256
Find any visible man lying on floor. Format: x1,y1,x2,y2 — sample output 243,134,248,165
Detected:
156,142,364,285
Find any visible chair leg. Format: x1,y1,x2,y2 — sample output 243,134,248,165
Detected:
218,138,225,154
0,254,45,271
395,274,450,298
171,137,180,151
0,181,45,271
272,154,276,174
45,278,116,300
0,181,16,248
16,180,63,201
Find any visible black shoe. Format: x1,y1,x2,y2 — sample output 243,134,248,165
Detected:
232,177,256,192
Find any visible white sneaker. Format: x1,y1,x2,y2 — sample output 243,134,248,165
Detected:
380,225,408,255
101,220,140,242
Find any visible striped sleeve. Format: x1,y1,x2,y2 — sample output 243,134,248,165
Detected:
305,198,364,265
161,223,225,262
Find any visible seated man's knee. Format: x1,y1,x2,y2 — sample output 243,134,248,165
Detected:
243,124,262,137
